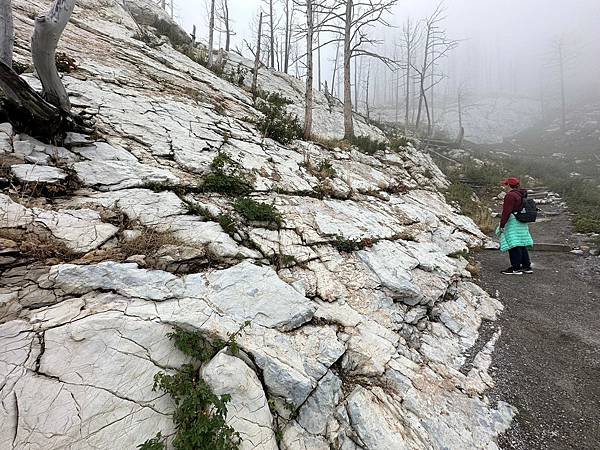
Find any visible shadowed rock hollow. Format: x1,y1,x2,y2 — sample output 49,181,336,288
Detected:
0,0,513,449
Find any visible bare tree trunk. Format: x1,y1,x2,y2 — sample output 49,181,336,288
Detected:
304,0,313,140
223,0,230,52
0,0,13,67
331,39,340,97
558,41,566,133
207,0,215,67
456,88,464,147
343,0,354,139
170,0,173,18
31,0,75,112
283,0,290,73
251,12,263,97
405,42,410,131
316,17,321,91
429,41,434,137
365,65,370,123
161,0,166,10
269,0,275,68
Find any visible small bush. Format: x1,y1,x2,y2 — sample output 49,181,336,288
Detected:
332,236,374,253
168,326,225,363
218,214,238,237
140,324,251,450
203,173,252,196
389,136,410,150
574,215,600,234
316,160,336,179
137,433,165,450
152,365,240,450
350,136,387,155
203,152,253,196
234,197,282,228
254,92,303,145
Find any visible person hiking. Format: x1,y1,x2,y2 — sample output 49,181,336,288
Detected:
496,177,534,275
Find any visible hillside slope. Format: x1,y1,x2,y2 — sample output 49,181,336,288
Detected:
1,1,512,449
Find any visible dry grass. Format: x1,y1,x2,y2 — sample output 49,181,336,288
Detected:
0,228,77,262
473,207,496,234
312,137,351,151
120,229,182,258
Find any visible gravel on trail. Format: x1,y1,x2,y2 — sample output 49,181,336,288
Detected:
476,206,600,450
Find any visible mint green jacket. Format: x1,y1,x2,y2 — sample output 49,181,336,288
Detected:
497,215,534,252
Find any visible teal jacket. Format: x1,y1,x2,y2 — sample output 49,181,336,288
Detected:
497,215,534,252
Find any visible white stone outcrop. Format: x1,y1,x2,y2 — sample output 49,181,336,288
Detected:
0,0,511,448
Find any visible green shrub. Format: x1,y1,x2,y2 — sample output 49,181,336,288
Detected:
215,215,236,238
234,197,282,228
137,433,165,450
332,237,374,253
350,136,387,155
254,92,303,145
152,365,239,450
389,136,410,150
203,152,253,196
139,324,251,450
574,215,600,234
316,160,336,179
168,326,225,363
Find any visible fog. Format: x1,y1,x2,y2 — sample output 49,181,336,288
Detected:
173,0,600,133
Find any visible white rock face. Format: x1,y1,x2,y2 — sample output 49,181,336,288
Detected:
0,0,512,448
11,164,68,184
0,194,118,253
203,351,278,450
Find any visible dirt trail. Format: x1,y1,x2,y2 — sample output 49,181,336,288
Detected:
476,196,600,449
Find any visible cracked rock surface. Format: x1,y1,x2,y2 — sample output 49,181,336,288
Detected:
0,0,513,448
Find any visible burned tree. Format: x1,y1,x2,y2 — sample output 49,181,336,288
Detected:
412,4,458,136
207,0,216,67
251,12,264,97
319,0,398,139
0,0,88,136
400,18,420,132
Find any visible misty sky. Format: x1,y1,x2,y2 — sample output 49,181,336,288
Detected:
173,0,600,103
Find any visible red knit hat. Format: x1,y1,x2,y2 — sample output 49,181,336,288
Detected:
501,177,520,187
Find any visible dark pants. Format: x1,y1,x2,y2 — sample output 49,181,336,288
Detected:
509,246,531,269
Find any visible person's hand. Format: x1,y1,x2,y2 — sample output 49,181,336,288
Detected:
500,227,504,233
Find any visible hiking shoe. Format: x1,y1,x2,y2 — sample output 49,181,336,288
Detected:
501,267,523,275
521,267,534,274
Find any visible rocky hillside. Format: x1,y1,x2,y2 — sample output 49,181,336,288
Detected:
1,0,513,449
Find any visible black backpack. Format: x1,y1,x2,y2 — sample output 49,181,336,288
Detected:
514,192,538,223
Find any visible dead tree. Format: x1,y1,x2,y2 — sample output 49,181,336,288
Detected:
550,36,572,133
207,0,216,67
0,0,89,136
412,4,457,136
304,0,314,139
216,0,233,52
260,0,277,68
319,0,397,139
399,19,419,132
293,0,338,139
280,0,295,73
251,12,264,97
